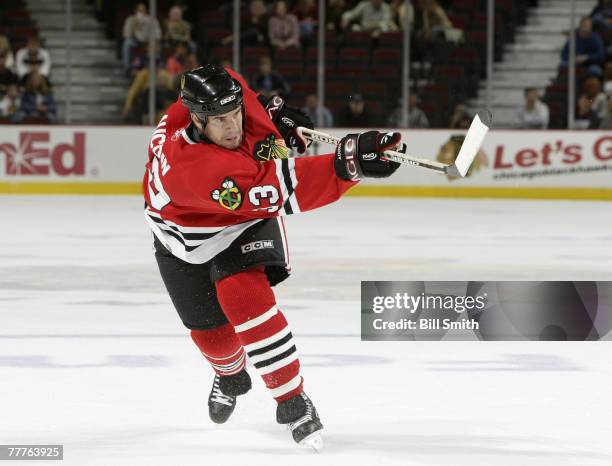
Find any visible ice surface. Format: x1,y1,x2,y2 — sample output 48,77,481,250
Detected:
1,196,611,465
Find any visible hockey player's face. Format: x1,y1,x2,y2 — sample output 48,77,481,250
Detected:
199,107,243,150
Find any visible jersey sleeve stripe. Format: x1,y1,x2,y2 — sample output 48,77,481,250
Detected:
274,158,300,216
280,158,296,215
274,159,290,215
286,158,300,214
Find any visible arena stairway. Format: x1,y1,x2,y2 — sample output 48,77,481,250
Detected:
26,0,128,124
468,0,595,128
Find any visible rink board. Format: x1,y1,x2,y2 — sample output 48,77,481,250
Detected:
0,126,610,199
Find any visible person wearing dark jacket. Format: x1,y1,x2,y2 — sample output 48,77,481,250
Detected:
251,55,291,98
560,17,605,75
336,94,375,127
13,70,57,123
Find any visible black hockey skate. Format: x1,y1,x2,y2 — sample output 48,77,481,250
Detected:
276,392,323,451
208,369,251,424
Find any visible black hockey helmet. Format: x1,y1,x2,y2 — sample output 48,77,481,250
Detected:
180,64,243,124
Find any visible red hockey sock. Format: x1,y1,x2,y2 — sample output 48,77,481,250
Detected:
190,322,246,376
216,268,303,403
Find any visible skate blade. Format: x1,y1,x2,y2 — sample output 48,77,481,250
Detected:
299,431,323,452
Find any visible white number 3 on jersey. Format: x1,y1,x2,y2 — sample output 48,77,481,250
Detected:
249,185,280,212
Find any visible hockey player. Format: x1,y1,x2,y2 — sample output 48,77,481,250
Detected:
143,64,403,450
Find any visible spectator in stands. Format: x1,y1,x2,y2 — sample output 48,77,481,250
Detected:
341,0,396,37
268,1,301,49
121,68,175,124
337,94,375,127
14,70,57,123
449,103,471,129
561,17,605,77
251,55,291,98
164,5,193,50
418,0,454,42
602,61,612,96
122,3,162,70
15,36,51,84
292,0,318,45
0,35,15,71
590,0,612,33
326,0,347,32
387,94,430,128
165,42,197,82
573,94,601,129
126,42,163,80
0,83,21,121
302,94,333,127
583,76,608,118
515,88,549,129
0,51,18,96
599,92,612,128
222,0,269,47
390,0,414,31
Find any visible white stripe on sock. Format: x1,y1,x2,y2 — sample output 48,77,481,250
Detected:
243,326,291,353
257,352,299,376
210,353,245,372
248,339,295,365
234,305,278,333
200,346,243,362
269,375,302,398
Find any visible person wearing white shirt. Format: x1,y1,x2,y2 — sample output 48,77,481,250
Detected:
15,36,51,82
515,88,549,129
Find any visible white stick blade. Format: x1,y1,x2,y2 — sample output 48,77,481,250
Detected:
453,114,490,177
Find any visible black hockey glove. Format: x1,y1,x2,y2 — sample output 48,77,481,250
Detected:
334,131,403,181
258,94,313,153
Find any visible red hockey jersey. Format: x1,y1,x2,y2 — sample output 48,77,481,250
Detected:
143,68,357,264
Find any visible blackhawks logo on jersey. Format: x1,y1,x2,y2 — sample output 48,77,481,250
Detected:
254,134,289,161
211,178,243,211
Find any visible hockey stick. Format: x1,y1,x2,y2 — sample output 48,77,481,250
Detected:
297,114,490,177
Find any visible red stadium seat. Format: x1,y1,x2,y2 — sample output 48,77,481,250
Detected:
243,46,271,64
274,47,302,63
324,30,337,46
379,31,403,46
199,10,226,26
372,47,401,64
359,82,387,97
277,63,302,80
342,31,371,46
305,47,336,63
369,64,400,79
448,14,468,30
336,63,369,77
338,46,365,63
21,116,51,124
326,81,354,98
292,82,316,96
207,28,231,41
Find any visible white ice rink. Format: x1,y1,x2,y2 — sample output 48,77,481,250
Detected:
1,195,612,465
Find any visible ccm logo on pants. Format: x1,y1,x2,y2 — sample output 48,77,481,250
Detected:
241,240,274,254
